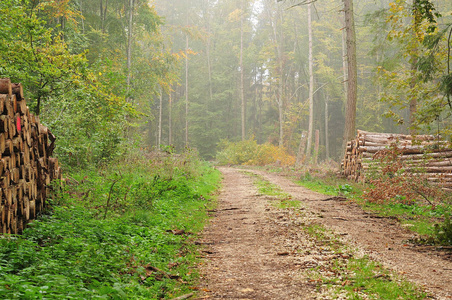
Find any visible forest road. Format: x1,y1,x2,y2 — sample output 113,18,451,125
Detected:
196,167,452,300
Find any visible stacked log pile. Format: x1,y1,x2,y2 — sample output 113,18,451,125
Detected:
0,78,62,234
342,130,452,188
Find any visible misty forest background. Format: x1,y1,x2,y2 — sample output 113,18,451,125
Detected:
1,0,452,166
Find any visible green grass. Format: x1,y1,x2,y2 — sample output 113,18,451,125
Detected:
0,156,221,299
243,171,292,202
297,172,363,198
337,258,427,299
304,224,427,300
252,174,300,210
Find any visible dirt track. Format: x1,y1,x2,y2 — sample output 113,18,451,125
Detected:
197,167,452,299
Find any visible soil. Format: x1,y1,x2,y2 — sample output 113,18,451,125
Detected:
196,167,452,300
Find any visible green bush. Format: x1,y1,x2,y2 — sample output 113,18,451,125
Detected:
216,138,295,166
434,214,452,245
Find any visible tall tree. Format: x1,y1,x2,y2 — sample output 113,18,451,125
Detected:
185,32,189,147
342,0,358,147
306,2,315,159
267,0,285,146
240,0,246,141
127,0,134,100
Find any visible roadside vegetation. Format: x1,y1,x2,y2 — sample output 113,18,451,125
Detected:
295,162,452,245
217,138,295,166
0,151,221,299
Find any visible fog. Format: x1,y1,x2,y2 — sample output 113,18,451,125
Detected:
148,0,452,161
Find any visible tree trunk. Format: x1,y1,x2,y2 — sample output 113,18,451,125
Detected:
185,33,189,147
240,0,246,141
306,2,314,160
100,0,108,33
126,0,133,101
409,0,420,134
314,129,320,165
325,95,330,160
205,0,213,104
168,89,172,145
295,130,307,167
158,86,163,148
268,3,284,147
341,18,348,98
342,0,358,150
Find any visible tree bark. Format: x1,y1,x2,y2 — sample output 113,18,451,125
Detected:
306,2,314,160
314,129,320,165
185,33,189,147
0,78,12,96
341,17,348,100
205,0,213,105
158,86,163,148
268,3,284,147
409,0,420,134
342,0,358,150
240,0,246,141
126,0,134,101
325,95,330,160
295,130,307,167
168,89,172,145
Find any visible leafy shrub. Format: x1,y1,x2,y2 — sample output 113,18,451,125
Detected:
216,138,258,165
337,184,353,196
434,214,452,245
249,143,296,166
216,138,295,166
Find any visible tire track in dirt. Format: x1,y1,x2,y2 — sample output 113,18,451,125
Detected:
197,167,317,299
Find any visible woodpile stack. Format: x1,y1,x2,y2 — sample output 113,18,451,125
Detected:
341,130,452,188
0,78,62,234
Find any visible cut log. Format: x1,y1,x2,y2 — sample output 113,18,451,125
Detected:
0,78,12,95
11,83,24,101
17,100,27,115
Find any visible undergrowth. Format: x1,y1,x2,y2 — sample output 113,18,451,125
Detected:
216,138,295,166
0,150,221,299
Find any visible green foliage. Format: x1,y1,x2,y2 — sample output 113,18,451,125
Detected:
0,154,221,299
0,0,88,115
216,138,296,166
297,174,352,197
434,214,452,245
338,184,353,196
338,257,427,299
0,0,179,167
412,0,441,34
216,138,258,165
